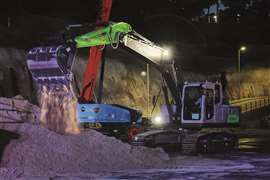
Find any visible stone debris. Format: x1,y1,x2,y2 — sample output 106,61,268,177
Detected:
0,95,40,124
0,96,169,179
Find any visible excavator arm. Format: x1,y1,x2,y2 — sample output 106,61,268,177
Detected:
75,24,179,124
26,20,180,136
25,0,178,137
75,22,132,48
73,23,178,103
26,21,178,102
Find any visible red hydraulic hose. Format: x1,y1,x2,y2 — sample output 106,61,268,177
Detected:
81,0,112,102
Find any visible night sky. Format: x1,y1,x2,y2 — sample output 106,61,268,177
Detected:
1,0,183,26
0,0,269,71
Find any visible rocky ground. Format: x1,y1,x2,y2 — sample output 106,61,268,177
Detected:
104,152,270,180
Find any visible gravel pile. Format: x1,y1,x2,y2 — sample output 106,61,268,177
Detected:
0,123,168,178
0,96,169,179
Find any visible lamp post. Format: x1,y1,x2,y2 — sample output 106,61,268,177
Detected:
141,66,150,118
141,48,171,118
147,64,150,118
213,15,218,23
141,68,149,118
238,46,246,99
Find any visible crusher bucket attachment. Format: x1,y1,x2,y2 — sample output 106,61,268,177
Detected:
26,45,76,89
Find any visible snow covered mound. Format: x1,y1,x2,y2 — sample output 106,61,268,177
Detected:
0,123,168,178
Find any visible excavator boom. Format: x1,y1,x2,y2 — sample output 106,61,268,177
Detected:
26,22,131,88
75,22,132,48
26,18,178,134
25,0,177,140
26,21,171,92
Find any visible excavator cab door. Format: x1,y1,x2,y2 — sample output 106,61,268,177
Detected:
181,82,217,128
181,84,204,126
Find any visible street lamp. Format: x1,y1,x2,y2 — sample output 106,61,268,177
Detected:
238,46,246,99
141,71,146,77
213,15,218,23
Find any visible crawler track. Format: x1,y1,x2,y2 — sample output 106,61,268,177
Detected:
181,131,239,155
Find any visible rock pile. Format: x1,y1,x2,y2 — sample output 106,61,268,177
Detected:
0,96,169,179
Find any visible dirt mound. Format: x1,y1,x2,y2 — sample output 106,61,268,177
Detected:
0,95,169,178
0,122,168,178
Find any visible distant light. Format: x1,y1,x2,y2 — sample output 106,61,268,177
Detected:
152,116,163,125
213,15,218,23
240,46,246,51
141,71,146,76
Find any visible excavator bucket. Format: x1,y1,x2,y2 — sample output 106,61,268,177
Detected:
26,45,76,88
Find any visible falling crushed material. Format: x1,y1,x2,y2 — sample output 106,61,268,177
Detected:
38,86,79,134
0,96,169,179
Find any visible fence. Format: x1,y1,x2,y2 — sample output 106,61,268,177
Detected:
231,96,270,113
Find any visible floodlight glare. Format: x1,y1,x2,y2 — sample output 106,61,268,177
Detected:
152,116,163,125
240,46,246,51
162,48,171,60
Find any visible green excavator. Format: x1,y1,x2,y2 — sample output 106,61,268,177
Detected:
26,1,240,154
26,21,170,140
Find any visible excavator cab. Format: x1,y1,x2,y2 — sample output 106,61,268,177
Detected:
26,44,76,88
181,82,240,128
182,84,204,121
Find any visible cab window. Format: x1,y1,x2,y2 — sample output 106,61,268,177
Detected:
183,86,202,120
205,89,214,120
215,84,221,104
